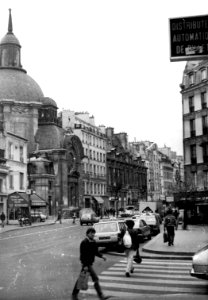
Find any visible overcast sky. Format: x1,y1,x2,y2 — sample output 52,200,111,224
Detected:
1,0,208,156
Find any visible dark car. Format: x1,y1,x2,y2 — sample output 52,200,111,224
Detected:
132,217,152,241
140,212,160,235
190,243,208,280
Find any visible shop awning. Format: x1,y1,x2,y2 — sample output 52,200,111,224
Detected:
8,192,48,208
93,196,104,204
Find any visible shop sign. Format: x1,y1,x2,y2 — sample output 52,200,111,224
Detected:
8,194,28,208
169,14,208,61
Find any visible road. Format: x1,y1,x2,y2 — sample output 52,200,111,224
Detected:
0,223,207,300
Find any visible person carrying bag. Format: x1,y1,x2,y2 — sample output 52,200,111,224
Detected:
76,269,90,291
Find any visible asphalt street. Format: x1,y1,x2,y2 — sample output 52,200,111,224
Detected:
0,221,207,300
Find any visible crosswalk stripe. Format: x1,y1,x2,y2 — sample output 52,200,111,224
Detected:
114,263,190,270
103,269,194,279
122,268,190,274
87,281,205,293
98,275,207,285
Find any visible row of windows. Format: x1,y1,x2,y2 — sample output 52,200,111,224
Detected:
82,132,106,149
83,163,106,175
188,68,207,86
84,181,106,195
189,116,208,137
84,148,106,162
188,92,207,113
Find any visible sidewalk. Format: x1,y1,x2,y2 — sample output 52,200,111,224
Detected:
142,224,208,259
0,217,77,233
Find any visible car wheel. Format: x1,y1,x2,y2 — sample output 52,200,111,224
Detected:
147,234,152,240
37,217,41,222
80,222,83,226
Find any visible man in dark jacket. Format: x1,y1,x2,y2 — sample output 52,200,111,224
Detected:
0,212,6,228
72,227,109,300
164,208,176,246
124,219,139,277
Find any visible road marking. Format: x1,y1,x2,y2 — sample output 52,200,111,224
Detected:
82,259,207,298
99,275,207,285
0,225,79,240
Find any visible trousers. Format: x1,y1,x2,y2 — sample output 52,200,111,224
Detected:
72,265,103,298
125,249,135,273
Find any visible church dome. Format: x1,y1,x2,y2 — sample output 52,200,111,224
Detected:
0,69,44,102
0,10,44,103
40,97,57,107
0,32,20,45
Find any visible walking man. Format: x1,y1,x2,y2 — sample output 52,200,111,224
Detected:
72,227,110,300
164,208,176,246
56,210,62,224
0,211,6,228
123,219,139,277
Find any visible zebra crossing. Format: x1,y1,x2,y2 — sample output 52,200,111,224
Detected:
81,258,208,299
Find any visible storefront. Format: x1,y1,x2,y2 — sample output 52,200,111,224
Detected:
7,192,48,221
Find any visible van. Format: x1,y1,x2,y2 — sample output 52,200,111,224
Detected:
79,208,100,226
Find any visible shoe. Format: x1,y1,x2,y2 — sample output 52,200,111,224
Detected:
125,272,130,277
100,296,111,300
130,267,134,273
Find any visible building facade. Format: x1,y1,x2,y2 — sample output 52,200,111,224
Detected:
59,110,107,216
107,129,147,213
0,10,84,217
180,60,208,223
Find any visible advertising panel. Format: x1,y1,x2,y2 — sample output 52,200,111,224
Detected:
169,14,208,61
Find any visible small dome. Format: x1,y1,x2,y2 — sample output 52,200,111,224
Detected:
0,69,44,102
0,33,20,45
40,97,57,107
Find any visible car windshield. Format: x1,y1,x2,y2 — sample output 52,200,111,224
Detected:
94,222,118,233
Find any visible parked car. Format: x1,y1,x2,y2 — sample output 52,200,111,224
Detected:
30,212,47,222
93,219,126,249
190,243,208,280
133,217,152,241
140,212,160,235
79,208,99,225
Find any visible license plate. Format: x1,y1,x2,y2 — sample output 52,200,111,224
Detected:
99,236,110,240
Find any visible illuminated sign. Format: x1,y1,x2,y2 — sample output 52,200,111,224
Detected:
169,14,208,61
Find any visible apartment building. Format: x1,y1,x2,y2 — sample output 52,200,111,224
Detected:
59,110,107,215
0,125,28,218
180,60,208,223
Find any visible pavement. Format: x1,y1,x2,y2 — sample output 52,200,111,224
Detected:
1,220,208,300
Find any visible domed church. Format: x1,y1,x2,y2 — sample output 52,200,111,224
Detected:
0,10,84,217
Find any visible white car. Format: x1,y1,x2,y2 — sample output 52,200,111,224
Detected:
31,212,47,222
93,220,126,249
190,244,208,280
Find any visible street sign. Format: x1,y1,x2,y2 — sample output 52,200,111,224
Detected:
169,14,208,62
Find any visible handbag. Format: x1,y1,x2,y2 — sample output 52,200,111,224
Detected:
76,270,89,291
163,232,168,243
133,249,142,264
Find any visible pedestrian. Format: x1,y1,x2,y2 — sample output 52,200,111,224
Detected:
173,208,179,230
0,211,6,228
72,227,109,300
56,210,62,224
164,208,176,246
122,219,139,277
72,212,76,224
